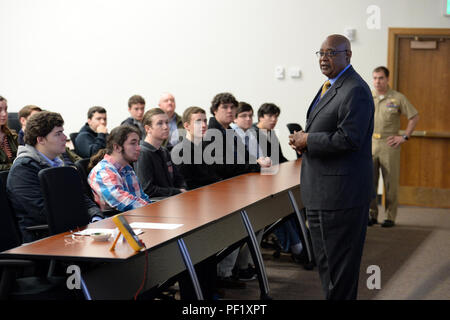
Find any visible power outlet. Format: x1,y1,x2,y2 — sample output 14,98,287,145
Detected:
275,66,285,79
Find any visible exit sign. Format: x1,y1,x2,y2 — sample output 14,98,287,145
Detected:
445,0,450,16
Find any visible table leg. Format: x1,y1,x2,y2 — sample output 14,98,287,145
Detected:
240,209,271,300
80,275,92,300
288,190,313,262
177,238,204,300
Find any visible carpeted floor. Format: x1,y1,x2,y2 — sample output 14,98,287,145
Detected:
221,205,450,300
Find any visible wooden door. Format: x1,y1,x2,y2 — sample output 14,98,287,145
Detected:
388,28,450,208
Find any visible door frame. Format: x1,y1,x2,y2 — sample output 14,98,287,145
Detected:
387,27,450,89
387,28,450,208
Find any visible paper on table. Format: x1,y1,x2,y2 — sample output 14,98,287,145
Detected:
129,222,183,230
74,228,143,236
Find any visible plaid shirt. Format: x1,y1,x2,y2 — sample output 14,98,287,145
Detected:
88,154,151,212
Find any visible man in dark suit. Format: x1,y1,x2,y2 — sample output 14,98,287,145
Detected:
289,34,374,300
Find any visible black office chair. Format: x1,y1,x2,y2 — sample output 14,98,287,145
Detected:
0,171,23,253
38,167,90,235
286,123,303,134
286,123,303,159
75,158,93,201
69,132,79,154
7,112,21,134
0,171,65,300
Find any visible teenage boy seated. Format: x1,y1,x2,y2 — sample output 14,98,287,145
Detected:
75,106,108,158
88,124,151,212
207,94,272,286
17,105,42,145
253,103,288,164
207,92,270,179
7,111,104,243
121,94,146,140
230,101,264,162
173,106,222,190
135,108,186,198
17,105,80,164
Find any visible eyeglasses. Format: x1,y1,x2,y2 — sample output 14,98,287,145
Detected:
315,50,347,58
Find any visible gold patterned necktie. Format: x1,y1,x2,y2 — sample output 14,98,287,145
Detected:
320,80,331,98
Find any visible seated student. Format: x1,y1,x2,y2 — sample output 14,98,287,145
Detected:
88,124,151,212
207,92,269,180
121,95,146,140
221,102,277,281
230,101,265,163
75,106,108,158
253,103,288,164
135,108,187,198
173,106,222,190
17,105,80,164
207,94,272,286
254,103,311,269
7,111,104,243
17,105,42,145
0,96,19,171
162,107,223,300
224,102,270,281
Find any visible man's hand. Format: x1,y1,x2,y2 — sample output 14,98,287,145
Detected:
96,124,108,134
288,131,308,154
386,135,405,148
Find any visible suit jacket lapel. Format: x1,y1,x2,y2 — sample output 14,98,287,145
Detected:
306,88,322,119
305,66,355,132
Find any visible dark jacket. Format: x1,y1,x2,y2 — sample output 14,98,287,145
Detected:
121,117,146,140
135,141,187,198
301,66,374,210
252,124,288,165
206,117,260,179
18,129,25,146
162,112,184,150
173,138,222,190
0,128,18,171
6,145,103,243
74,123,107,158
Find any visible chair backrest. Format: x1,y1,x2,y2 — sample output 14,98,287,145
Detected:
286,123,303,134
286,123,303,159
69,132,79,153
75,158,94,201
38,166,90,235
0,171,23,251
7,112,21,134
69,132,78,143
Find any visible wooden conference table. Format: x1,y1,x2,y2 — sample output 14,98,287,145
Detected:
0,159,308,300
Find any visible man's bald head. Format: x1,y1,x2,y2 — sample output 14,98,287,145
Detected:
158,92,176,118
325,34,351,51
319,34,352,78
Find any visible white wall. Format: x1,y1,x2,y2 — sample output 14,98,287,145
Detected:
1,0,449,160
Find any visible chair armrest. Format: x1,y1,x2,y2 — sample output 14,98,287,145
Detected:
102,209,119,217
151,196,167,202
0,259,35,268
25,224,49,232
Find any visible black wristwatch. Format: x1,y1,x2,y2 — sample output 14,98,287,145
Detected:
402,135,409,141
